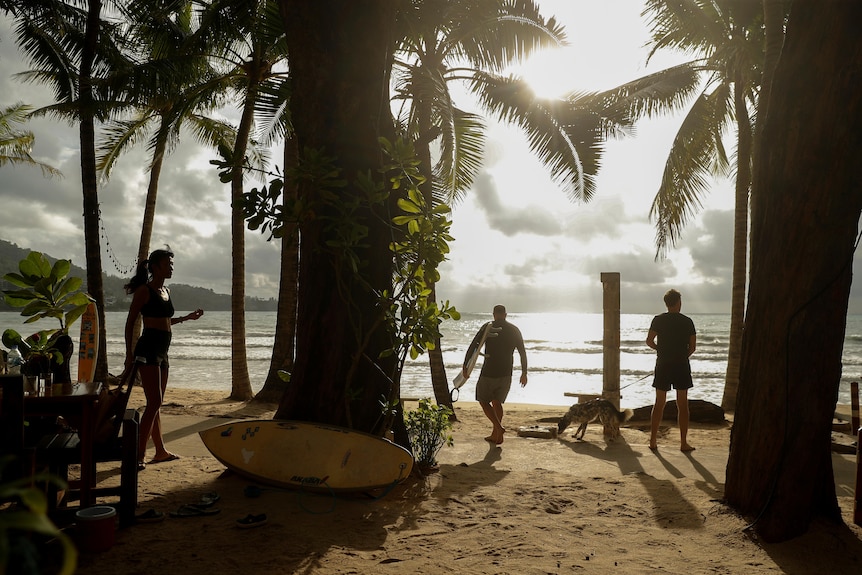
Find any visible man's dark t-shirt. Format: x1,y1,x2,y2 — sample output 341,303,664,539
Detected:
649,312,696,365
465,320,527,378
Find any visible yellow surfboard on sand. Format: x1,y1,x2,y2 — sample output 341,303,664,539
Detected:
199,419,414,493
77,301,99,382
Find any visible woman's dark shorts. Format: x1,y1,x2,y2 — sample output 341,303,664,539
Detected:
134,328,172,368
652,360,693,391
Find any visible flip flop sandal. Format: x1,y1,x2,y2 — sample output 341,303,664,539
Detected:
149,453,181,464
236,513,267,529
169,504,221,518
198,492,220,508
135,508,165,523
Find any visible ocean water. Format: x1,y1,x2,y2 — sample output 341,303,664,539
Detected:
1,311,858,408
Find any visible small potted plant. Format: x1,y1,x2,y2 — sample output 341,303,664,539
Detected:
404,398,454,474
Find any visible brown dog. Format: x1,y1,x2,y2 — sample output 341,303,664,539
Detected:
557,399,634,440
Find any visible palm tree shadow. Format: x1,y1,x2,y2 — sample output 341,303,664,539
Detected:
558,435,705,529
431,443,509,503
683,451,724,499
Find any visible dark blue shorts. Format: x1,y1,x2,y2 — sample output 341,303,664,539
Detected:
134,328,171,368
653,360,693,391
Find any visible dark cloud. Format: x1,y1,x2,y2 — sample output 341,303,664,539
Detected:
679,209,734,279
472,171,562,236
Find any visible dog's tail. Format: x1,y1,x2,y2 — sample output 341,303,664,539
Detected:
616,407,634,424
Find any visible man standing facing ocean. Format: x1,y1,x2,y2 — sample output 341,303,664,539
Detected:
462,305,528,445
646,289,696,452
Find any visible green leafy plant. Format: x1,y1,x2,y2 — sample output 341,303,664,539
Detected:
404,398,454,469
2,252,92,373
0,457,77,575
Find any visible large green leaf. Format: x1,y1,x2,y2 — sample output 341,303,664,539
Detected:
55,276,84,301
2,272,31,288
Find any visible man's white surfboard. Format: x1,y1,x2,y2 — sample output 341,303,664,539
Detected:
199,419,414,493
452,322,496,389
77,301,99,382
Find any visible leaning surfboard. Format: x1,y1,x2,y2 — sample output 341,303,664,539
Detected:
77,301,99,382
199,419,414,493
452,322,498,389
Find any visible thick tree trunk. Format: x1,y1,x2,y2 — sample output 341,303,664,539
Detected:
724,0,862,542
276,0,401,436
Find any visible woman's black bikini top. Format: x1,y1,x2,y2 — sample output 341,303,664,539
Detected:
140,285,175,319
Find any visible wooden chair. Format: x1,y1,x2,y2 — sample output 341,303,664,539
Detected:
1,366,140,527
43,366,140,527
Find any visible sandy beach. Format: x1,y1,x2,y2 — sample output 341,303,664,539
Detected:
67,387,862,575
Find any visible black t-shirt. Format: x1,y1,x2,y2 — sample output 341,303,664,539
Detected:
466,320,527,378
649,312,695,365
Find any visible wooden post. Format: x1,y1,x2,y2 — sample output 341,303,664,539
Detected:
856,424,862,526
601,272,621,410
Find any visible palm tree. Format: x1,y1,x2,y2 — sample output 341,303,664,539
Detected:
595,0,782,411
726,0,862,541
98,0,238,271
392,0,631,409
0,102,62,177
243,77,296,404
10,0,130,383
193,0,287,400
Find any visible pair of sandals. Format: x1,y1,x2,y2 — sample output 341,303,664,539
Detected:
136,491,220,522
169,491,221,518
137,491,267,528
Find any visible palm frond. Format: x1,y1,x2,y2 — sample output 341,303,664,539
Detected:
254,75,292,147
433,109,485,204
650,87,728,258
96,115,158,178
473,74,631,203
0,102,62,179
643,0,728,63
589,62,703,121
184,115,237,154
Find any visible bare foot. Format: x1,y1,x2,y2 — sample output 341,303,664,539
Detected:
484,436,496,443
494,425,506,444
648,444,657,451
680,444,695,452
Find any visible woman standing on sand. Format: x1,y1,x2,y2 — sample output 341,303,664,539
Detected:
124,247,203,469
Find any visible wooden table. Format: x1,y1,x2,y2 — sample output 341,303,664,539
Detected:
24,382,103,507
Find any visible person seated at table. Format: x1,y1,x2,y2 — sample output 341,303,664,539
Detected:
123,247,203,469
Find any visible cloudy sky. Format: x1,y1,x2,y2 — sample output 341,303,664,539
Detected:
0,2,858,315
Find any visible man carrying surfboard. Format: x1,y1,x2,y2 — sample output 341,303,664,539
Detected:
461,305,528,445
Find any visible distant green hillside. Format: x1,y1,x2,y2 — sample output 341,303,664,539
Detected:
0,239,277,312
